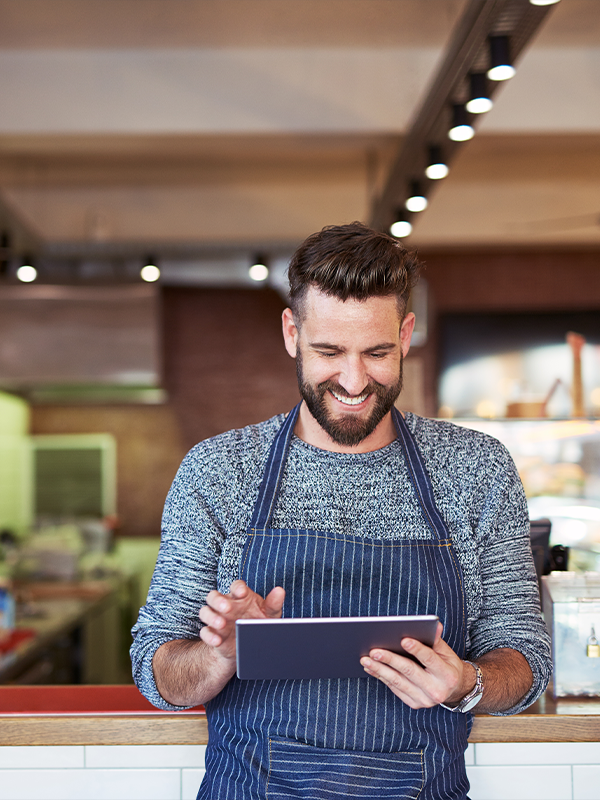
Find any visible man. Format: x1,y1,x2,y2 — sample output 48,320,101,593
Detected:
132,222,551,800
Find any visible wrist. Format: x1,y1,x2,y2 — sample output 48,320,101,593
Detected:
440,661,484,713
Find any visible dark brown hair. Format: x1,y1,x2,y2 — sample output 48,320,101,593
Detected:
287,221,422,323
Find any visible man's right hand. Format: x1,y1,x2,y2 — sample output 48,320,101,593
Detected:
199,580,286,662
153,580,285,707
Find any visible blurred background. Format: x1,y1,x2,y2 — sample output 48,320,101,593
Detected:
0,0,599,684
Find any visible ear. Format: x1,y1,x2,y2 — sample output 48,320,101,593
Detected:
282,308,299,358
400,312,416,357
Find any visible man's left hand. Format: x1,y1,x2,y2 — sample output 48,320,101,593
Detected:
360,622,473,709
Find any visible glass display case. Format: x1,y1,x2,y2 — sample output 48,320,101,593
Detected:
453,418,600,697
453,419,600,570
542,572,600,698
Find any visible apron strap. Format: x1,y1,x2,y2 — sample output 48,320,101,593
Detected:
392,407,450,542
249,403,301,530
250,403,451,543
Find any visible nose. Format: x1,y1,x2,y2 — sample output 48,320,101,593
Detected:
337,355,368,397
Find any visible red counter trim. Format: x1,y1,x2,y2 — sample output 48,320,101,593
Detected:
0,685,204,716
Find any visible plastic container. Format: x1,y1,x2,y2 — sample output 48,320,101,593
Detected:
542,572,600,697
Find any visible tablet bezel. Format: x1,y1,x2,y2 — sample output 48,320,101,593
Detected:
235,614,439,680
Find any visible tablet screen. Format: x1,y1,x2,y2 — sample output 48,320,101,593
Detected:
236,615,439,680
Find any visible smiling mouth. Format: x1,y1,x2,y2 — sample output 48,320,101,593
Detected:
329,388,370,406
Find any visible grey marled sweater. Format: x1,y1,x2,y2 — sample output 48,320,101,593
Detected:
131,411,552,714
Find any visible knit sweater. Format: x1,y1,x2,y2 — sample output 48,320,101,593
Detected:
131,411,552,715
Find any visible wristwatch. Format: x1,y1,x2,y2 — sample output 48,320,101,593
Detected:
440,661,484,713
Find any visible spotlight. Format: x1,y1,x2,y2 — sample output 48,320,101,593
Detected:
425,146,449,180
249,254,269,282
17,259,37,283
448,104,475,142
487,36,515,81
529,0,560,5
389,213,412,238
141,255,160,282
405,182,428,213
465,73,493,114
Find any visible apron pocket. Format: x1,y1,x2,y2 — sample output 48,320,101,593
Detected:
267,737,424,800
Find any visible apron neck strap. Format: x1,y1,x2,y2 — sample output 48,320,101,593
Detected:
249,403,301,530
250,404,450,542
392,407,449,540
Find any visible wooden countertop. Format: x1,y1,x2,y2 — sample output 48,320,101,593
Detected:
1,685,600,746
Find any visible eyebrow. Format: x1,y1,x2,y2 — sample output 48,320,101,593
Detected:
310,342,397,353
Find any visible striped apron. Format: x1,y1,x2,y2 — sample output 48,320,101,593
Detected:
198,404,471,800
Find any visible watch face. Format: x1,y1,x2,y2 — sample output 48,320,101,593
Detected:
460,692,483,712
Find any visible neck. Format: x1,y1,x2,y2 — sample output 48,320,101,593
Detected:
294,402,398,454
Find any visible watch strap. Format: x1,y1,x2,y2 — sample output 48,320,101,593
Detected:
440,660,484,713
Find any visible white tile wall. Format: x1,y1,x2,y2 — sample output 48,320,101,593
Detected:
573,765,600,800
476,742,600,766
0,746,84,769
85,744,205,769
465,743,475,765
0,768,181,800
467,765,573,800
182,769,206,800
1,741,599,798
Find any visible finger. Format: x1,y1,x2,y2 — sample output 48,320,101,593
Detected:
434,621,444,645
205,589,232,616
369,648,428,678
263,586,285,617
228,580,250,599
400,637,440,670
367,647,445,702
199,604,227,630
199,623,223,648
360,655,435,709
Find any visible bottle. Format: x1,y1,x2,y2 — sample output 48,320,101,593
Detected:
0,576,16,643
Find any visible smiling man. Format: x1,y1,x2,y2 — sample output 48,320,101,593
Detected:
285,289,412,451
132,222,551,800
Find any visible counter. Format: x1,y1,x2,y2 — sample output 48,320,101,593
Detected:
1,687,600,800
2,686,600,745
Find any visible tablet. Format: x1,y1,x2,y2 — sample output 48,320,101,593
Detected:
236,615,439,680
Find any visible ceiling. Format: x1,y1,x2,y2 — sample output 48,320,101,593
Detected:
1,0,600,260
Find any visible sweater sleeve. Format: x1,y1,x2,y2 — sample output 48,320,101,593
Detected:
466,443,552,715
130,450,224,711
129,417,280,711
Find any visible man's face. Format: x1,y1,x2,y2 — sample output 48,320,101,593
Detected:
282,288,414,448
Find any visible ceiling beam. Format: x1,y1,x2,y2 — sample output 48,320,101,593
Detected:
370,0,556,234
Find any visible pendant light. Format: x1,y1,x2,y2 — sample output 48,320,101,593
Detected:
17,257,37,283
487,36,516,81
448,104,475,142
389,212,412,238
405,182,428,213
249,254,269,281
141,255,160,282
465,73,493,114
425,146,449,180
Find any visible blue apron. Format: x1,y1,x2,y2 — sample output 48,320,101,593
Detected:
198,404,471,800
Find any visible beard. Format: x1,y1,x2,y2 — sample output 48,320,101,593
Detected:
296,350,404,447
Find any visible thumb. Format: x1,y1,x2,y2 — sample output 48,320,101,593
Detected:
263,586,285,618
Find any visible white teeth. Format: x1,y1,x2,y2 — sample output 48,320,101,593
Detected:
331,389,368,406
